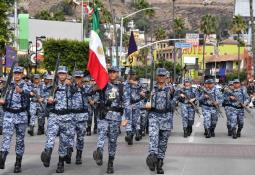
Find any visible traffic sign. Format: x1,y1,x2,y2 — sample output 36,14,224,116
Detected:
175,42,192,48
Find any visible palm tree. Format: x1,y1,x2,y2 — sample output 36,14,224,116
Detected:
154,27,167,41
230,15,247,79
173,17,185,38
200,14,218,72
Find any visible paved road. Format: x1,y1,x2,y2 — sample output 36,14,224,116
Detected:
1,110,255,175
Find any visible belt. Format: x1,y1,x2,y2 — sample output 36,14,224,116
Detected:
4,107,27,113
71,109,88,114
50,109,70,115
130,99,141,104
105,107,123,113
151,108,172,113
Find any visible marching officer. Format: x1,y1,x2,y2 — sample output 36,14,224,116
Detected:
0,66,33,173
28,74,44,136
225,79,250,139
176,78,198,138
199,79,223,138
66,70,93,165
222,81,234,136
145,68,175,174
124,69,145,145
41,66,73,173
93,66,126,174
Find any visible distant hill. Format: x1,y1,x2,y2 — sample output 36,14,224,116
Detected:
19,0,235,34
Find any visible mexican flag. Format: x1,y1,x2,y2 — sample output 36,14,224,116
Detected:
87,7,108,89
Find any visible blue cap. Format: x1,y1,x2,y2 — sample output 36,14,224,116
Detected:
205,79,214,84
228,81,233,85
45,74,53,80
184,78,192,83
33,74,40,79
57,66,68,73
128,69,136,75
13,66,24,73
108,66,120,72
74,70,84,77
84,76,91,82
156,68,167,76
233,79,240,83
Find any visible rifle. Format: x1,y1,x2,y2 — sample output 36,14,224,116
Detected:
1,61,17,99
199,87,224,118
224,87,251,114
31,89,48,114
178,88,202,117
50,53,61,97
148,46,155,103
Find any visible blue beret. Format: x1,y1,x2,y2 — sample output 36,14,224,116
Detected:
156,68,167,76
58,66,68,73
13,66,24,73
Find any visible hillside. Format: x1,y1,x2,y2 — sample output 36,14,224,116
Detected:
19,0,235,33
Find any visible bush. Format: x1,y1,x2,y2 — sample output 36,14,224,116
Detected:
43,39,89,72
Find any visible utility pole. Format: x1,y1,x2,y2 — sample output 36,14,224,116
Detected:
172,0,176,83
109,0,119,67
250,0,255,78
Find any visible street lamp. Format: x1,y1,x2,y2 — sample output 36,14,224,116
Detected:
35,36,46,73
28,41,32,74
119,7,160,61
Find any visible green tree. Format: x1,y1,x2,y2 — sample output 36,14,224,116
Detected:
34,10,52,20
200,14,218,71
0,1,14,75
133,0,155,17
230,15,247,79
43,39,89,72
154,27,167,41
173,18,185,38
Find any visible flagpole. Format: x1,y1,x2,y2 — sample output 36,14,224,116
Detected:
81,0,84,40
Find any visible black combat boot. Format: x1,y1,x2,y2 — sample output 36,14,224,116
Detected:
205,129,211,138
0,151,8,169
204,128,207,136
93,127,98,134
13,155,22,173
210,127,215,137
106,156,114,174
183,127,188,138
232,128,237,139
156,158,164,174
75,150,82,165
56,156,65,173
37,126,45,135
86,126,91,136
27,125,34,136
93,148,103,166
228,129,232,136
65,147,73,164
0,126,2,135
146,153,157,171
187,125,192,136
237,126,243,137
125,132,133,145
41,148,53,167
135,130,142,141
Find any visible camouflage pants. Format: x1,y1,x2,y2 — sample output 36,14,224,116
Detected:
0,108,3,127
30,102,45,127
202,107,218,129
69,114,88,151
180,105,195,128
229,107,244,129
44,114,74,157
1,113,27,156
97,119,121,158
148,112,171,159
125,108,141,134
224,106,231,129
140,110,148,130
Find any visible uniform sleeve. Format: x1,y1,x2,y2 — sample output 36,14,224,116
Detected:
243,88,251,105
216,88,224,105
22,82,32,95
